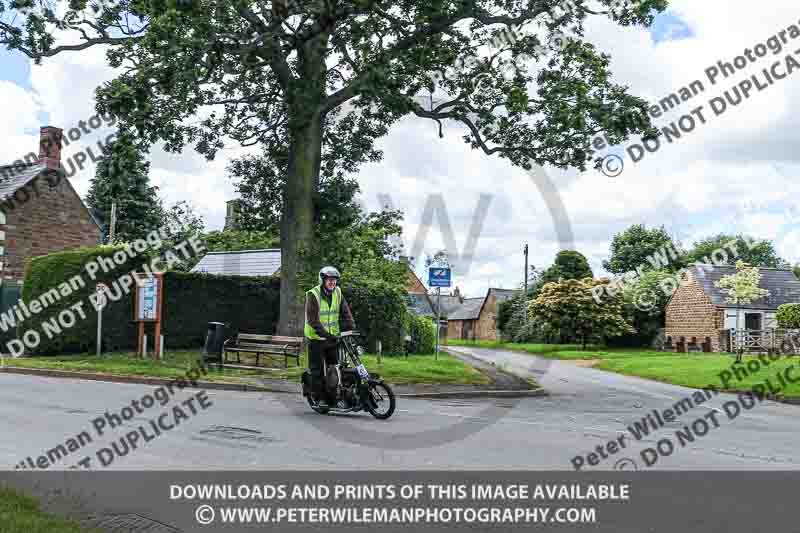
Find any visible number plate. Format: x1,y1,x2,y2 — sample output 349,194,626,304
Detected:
356,364,370,379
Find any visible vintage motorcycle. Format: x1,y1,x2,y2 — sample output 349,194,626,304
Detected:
301,331,396,420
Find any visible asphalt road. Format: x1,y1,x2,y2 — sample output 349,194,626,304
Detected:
1,346,798,470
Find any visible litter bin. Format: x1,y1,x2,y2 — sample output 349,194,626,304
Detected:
204,322,227,365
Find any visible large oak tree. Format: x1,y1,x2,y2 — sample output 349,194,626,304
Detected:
2,0,665,334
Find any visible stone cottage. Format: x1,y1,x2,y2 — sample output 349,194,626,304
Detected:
664,264,800,352
0,126,103,284
442,288,519,341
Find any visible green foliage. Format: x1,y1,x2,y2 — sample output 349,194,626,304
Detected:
540,250,593,284
86,131,162,242
776,304,800,329
613,269,675,347
603,224,681,274
406,314,436,354
496,297,515,335
685,234,786,268
499,292,553,343
200,229,278,254
19,246,148,354
714,260,770,305
0,486,93,533
529,278,635,348
156,200,206,271
343,282,408,355
230,154,362,236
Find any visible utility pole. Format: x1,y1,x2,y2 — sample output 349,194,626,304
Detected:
524,244,529,294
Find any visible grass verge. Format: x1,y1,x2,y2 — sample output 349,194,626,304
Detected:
448,340,800,398
1,349,490,386
0,486,98,533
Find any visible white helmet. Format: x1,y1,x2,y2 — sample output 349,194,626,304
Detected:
318,266,341,285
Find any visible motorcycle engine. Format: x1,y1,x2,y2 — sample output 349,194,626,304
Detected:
325,365,339,392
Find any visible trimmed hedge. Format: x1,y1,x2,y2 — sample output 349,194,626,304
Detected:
14,246,408,355
15,246,281,354
407,314,436,354
161,272,280,348
18,246,147,354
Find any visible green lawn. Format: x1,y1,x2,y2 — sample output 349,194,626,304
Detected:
448,340,800,397
0,487,98,533
597,354,800,397
446,339,616,359
1,350,264,384
2,349,489,386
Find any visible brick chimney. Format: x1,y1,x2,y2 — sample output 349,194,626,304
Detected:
38,126,63,169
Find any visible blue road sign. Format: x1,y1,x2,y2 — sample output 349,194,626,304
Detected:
429,267,452,288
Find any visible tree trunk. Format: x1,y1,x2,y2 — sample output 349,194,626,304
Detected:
276,32,328,337
277,114,324,336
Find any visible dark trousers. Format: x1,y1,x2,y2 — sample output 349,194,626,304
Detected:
309,339,338,401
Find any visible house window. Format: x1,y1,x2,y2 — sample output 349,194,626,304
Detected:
0,212,5,224
0,230,4,240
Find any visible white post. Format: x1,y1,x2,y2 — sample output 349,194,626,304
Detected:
377,340,382,365
435,287,441,361
159,335,164,361
143,334,148,358
96,301,103,358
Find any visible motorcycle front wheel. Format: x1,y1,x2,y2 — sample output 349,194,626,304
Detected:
365,382,396,420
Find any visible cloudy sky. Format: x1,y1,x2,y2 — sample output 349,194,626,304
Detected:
2,0,798,297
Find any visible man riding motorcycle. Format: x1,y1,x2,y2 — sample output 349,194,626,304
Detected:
304,266,355,407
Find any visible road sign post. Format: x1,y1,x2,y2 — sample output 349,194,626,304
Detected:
429,267,452,362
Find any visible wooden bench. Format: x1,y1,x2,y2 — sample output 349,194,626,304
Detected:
221,334,304,369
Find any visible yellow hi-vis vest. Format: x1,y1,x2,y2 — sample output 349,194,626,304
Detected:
304,285,342,340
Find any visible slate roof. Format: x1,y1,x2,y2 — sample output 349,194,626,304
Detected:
491,288,519,303
0,163,102,232
405,292,435,317
691,264,800,309
0,163,49,199
431,295,465,318
191,249,281,277
448,297,486,320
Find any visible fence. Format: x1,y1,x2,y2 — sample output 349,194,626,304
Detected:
722,328,800,356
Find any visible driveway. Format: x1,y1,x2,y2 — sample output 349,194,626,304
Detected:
446,345,800,470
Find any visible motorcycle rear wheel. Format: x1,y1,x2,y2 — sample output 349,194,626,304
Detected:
366,382,396,420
